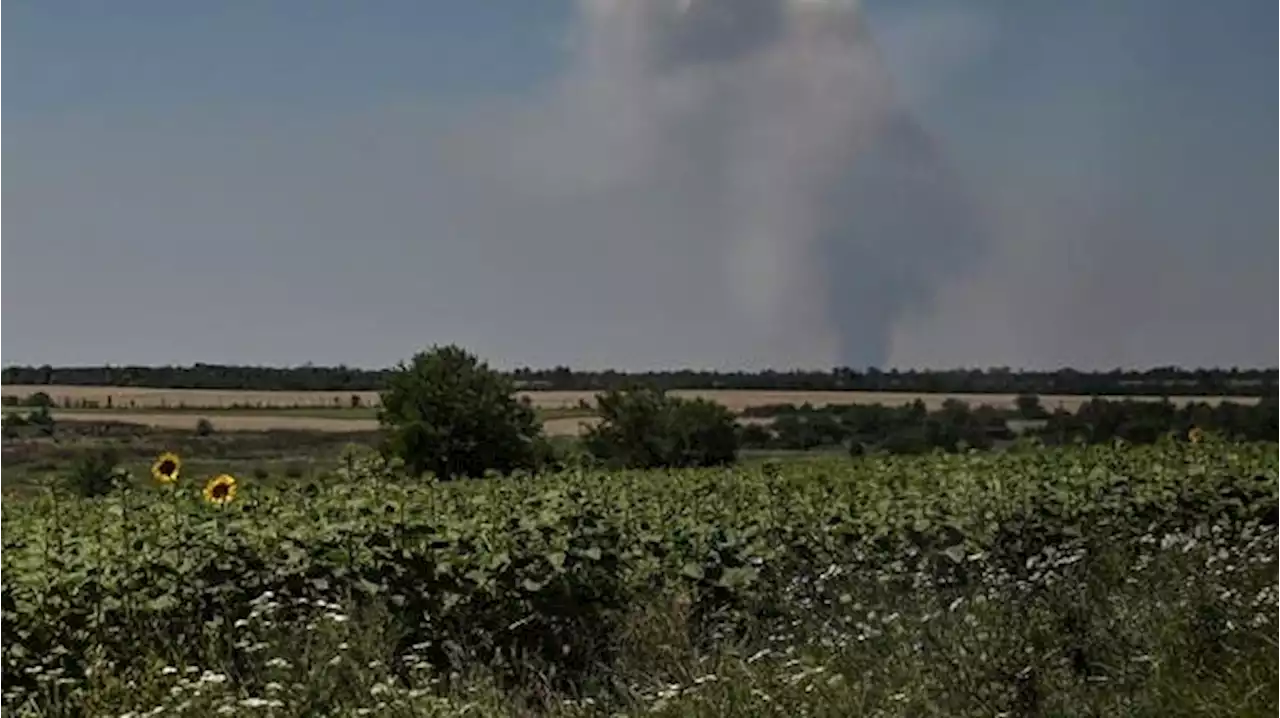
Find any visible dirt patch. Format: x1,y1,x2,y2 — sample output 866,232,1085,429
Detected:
542,416,601,437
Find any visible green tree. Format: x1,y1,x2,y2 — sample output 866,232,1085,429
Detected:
378,345,545,480
584,386,737,468
27,405,55,436
68,448,124,498
1015,394,1047,419
26,391,53,409
667,396,739,466
2,415,24,439
737,423,773,449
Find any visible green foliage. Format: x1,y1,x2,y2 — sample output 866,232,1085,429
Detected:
378,345,546,480
1,422,18,440
585,386,737,468
2,441,1276,716
748,401,943,453
66,448,125,498
737,423,772,449
1015,393,1047,419
25,404,56,436
740,396,1274,454
6,363,1276,396
26,391,53,408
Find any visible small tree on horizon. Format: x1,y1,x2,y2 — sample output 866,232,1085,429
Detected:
584,385,737,469
1015,394,1048,420
378,345,545,480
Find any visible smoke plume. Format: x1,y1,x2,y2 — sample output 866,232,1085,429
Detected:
12,1,1267,369
442,0,988,368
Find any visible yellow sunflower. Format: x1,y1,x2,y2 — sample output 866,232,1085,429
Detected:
152,452,182,484
1187,427,1204,444
203,474,238,505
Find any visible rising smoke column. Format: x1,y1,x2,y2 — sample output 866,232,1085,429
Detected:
568,0,990,367
443,0,990,368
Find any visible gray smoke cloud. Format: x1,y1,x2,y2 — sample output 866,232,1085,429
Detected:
436,0,987,368
8,0,1270,370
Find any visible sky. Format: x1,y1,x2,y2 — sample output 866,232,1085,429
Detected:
4,0,1276,370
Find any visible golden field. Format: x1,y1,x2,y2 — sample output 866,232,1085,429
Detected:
2,384,1261,437
1,384,1262,411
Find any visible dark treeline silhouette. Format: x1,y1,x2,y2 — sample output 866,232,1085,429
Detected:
739,396,1278,455
1,364,1275,396
0,364,390,391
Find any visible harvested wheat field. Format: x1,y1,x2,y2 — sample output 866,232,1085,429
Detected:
3,384,1262,413
3,385,1262,438
42,411,602,436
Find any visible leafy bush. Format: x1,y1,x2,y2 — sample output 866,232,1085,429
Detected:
0,413,36,440
584,386,737,468
378,345,546,480
545,435,597,470
1016,393,1048,419
25,391,53,408
66,448,124,498
26,405,56,436
195,417,215,436
737,422,772,448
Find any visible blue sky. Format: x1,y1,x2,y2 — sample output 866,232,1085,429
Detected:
4,0,1276,369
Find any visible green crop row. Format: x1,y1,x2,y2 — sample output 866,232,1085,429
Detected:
2,439,1276,714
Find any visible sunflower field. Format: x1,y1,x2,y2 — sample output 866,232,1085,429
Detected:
2,439,1277,717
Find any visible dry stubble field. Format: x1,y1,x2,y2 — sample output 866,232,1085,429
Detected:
1,384,1261,437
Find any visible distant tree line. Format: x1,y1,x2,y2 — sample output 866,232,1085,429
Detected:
0,364,392,391
738,396,1278,455
2,364,1274,396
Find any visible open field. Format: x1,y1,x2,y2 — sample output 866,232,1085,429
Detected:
4,384,1261,415
5,384,1261,437
34,410,381,433
3,407,599,437
14,411,601,437
0,420,382,496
